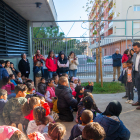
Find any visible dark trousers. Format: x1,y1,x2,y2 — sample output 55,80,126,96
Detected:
134,71,140,102
58,107,74,122
126,82,134,100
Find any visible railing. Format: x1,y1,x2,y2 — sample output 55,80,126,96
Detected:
100,18,104,25
100,28,104,34
109,22,113,28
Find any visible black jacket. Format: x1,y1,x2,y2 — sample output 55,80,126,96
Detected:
55,85,78,108
38,82,46,95
18,59,30,76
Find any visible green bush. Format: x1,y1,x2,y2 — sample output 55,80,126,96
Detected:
81,82,125,94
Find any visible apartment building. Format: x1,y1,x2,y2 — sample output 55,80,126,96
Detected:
89,0,140,55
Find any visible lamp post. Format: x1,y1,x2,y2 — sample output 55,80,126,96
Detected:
126,6,132,49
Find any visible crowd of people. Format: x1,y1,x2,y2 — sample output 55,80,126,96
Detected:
1,43,140,139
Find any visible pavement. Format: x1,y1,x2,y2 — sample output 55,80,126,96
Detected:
62,92,140,140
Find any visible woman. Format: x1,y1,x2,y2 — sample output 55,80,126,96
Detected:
5,61,13,75
45,50,58,78
94,100,130,140
122,49,129,63
130,49,134,60
68,51,79,77
57,51,69,74
18,53,30,78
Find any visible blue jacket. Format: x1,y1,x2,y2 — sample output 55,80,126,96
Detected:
94,114,130,140
112,53,122,67
0,64,9,80
33,66,44,77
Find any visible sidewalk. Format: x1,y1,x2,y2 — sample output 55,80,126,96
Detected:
62,92,140,140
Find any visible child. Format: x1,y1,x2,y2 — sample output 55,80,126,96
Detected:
77,96,96,124
26,79,36,94
3,84,28,127
55,76,78,121
45,79,55,109
69,76,74,83
0,89,7,125
70,82,75,92
75,85,84,103
33,61,44,91
43,123,66,140
5,60,13,75
10,62,19,78
118,62,128,99
26,82,34,99
53,73,59,87
27,106,49,134
38,77,46,95
0,126,27,140
10,74,17,86
69,110,93,140
73,77,79,88
125,60,134,104
94,100,130,140
1,77,15,99
22,97,50,122
17,72,23,83
0,60,9,80
74,122,106,140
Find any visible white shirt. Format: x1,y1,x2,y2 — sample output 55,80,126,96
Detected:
135,53,140,71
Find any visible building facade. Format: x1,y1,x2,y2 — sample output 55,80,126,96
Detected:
89,0,140,56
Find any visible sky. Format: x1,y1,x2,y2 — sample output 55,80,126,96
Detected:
53,0,90,38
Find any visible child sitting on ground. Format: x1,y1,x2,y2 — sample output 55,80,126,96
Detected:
22,97,50,122
69,76,74,83
10,74,17,86
33,61,44,91
0,126,27,140
73,77,79,88
38,78,46,95
17,72,23,83
75,85,84,103
55,76,78,122
74,122,106,140
27,106,49,134
1,77,15,99
5,60,13,75
28,123,66,140
69,110,93,140
45,79,55,109
3,84,28,130
118,62,128,99
53,73,59,87
125,59,134,104
10,62,19,79
26,82,34,99
0,89,7,125
78,96,96,123
26,79,36,94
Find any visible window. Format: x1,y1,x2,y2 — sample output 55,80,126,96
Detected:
134,6,140,11
0,1,28,57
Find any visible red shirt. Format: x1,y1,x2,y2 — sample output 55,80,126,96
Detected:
45,57,58,72
33,54,46,66
122,54,128,63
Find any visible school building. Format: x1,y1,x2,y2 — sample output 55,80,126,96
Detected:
0,0,57,79
89,0,140,55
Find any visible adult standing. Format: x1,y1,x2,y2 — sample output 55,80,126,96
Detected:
112,49,122,81
18,53,30,78
122,49,129,63
45,50,58,78
132,42,140,110
130,49,135,61
68,51,79,77
57,51,69,74
33,50,46,66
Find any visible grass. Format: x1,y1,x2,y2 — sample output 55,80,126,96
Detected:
81,82,125,94
87,59,94,63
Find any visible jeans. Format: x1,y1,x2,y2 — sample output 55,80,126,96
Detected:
48,71,56,79
8,93,16,100
69,70,77,77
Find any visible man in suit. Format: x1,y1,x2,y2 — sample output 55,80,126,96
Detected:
132,42,140,110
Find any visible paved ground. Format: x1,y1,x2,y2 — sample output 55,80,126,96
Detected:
62,92,140,140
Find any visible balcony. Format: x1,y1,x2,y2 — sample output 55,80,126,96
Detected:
100,18,104,26
100,28,104,35
100,7,104,15
108,7,113,17
108,22,113,28
108,0,113,4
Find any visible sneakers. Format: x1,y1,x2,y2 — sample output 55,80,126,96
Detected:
129,100,134,104
122,95,128,99
125,100,130,103
112,79,115,82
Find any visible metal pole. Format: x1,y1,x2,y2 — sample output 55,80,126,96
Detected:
126,6,132,49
